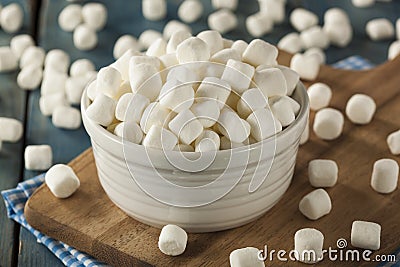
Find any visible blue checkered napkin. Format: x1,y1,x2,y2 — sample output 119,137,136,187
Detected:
1,175,109,267
331,55,375,70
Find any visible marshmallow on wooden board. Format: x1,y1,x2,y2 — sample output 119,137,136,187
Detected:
229,247,265,267
96,66,122,98
269,96,296,127
307,83,332,111
115,93,150,122
73,24,98,51
143,125,178,151
17,65,43,90
313,108,344,140
290,53,320,81
299,188,332,220
142,0,166,21
366,18,394,41
39,92,69,116
166,31,192,54
65,75,93,104
345,94,376,125
159,79,194,113
169,109,203,145
300,26,330,49
178,0,203,24
159,53,179,69
0,47,18,72
0,3,24,33
20,46,46,69
253,67,287,98
191,100,220,128
304,47,326,65
242,39,278,67
351,221,381,250
258,0,286,24
220,136,246,150
24,145,53,171
0,118,23,142
140,102,172,134
197,30,224,55
246,12,273,38
218,109,250,143
146,38,167,57
86,94,116,127
70,59,95,77
352,0,375,8
166,65,199,84
237,88,268,118
195,130,220,152
114,121,144,144
52,106,82,130
211,0,238,10
113,35,141,59
176,37,211,64
174,144,194,152
221,59,254,95
387,129,400,155
231,40,248,55
129,63,162,101
247,108,282,142
158,224,188,256
81,2,107,31
294,228,324,264
324,8,350,25
308,159,338,187
371,158,399,194
290,8,318,32
45,164,80,198
323,22,353,48
163,20,192,40
45,49,70,73
210,48,241,65
10,34,34,59
139,30,163,50
195,77,231,109
208,9,238,34
58,4,82,32
277,32,304,54
41,72,68,96
388,40,400,60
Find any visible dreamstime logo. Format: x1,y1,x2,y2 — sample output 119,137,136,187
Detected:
122,61,278,207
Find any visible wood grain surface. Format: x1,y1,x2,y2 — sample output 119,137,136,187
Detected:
24,52,400,266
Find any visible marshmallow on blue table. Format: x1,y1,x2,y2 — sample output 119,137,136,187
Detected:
73,24,98,51
143,125,178,151
191,100,220,128
299,189,332,220
208,9,238,34
197,30,224,55
158,224,188,256
371,158,398,194
195,77,231,109
324,8,350,25
221,59,254,95
159,79,194,113
129,63,162,101
65,75,93,104
82,2,107,31
17,65,43,90
290,8,318,32
218,108,250,143
139,30,163,50
24,145,53,171
166,31,192,54
366,18,394,41
313,108,344,140
258,0,286,24
140,102,172,134
45,49,70,73
113,35,141,59
41,71,68,96
0,47,18,72
39,92,69,117
277,32,304,54
242,39,278,67
142,0,167,21
10,34,34,59
163,20,192,40
45,164,80,198
58,4,82,32
308,159,338,187
247,108,282,142
178,0,203,24
352,0,375,8
211,0,238,10
169,109,203,145
290,53,320,81
229,247,265,267
387,129,400,155
0,118,23,142
86,94,116,127
70,59,95,77
246,12,273,38
345,94,376,125
20,46,46,69
294,228,324,263
0,3,24,33
307,83,332,111
52,106,82,130
351,221,381,250
113,121,144,144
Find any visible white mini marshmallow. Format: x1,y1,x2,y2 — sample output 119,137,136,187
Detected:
159,53,178,69
195,77,231,109
176,37,210,64
300,26,330,49
73,24,98,51
351,221,381,250
17,65,43,90
218,109,250,143
247,108,282,142
114,121,144,144
197,30,224,55
41,71,68,96
246,12,273,38
0,47,18,72
0,3,24,33
146,38,167,57
225,92,240,111
142,0,166,21
254,67,287,98
223,38,233,48
345,94,376,125
290,53,320,81
166,31,192,54
45,49,70,73
231,40,248,55
158,224,188,256
274,65,299,96
131,55,161,72
308,159,338,187
323,22,353,48
129,63,162,101
195,130,220,152
20,46,46,69
299,188,332,220
243,39,278,67
387,129,400,155
0,118,23,142
294,228,324,264
86,94,116,126
277,32,304,54
229,247,265,267
324,8,350,25
210,48,241,65
174,144,194,152
81,2,107,31
169,109,203,145
39,93,69,116
220,136,245,150
237,88,268,118
178,0,203,23
52,106,81,130
110,49,141,81
113,35,141,59
138,30,163,50
366,18,394,41
58,4,82,32
221,59,254,94
307,83,332,111
140,102,172,133
166,65,199,84
10,34,34,59
24,145,53,171
143,125,178,150
388,40,400,60
258,0,286,24
159,79,194,112
163,20,192,40
371,158,399,194
313,108,344,140
115,93,150,122
70,59,95,77
45,164,80,198
191,100,220,128
87,80,97,101
304,47,326,65
269,96,295,127
352,0,375,8
96,67,122,98
65,75,92,104
290,8,318,32
208,9,238,34
211,0,238,10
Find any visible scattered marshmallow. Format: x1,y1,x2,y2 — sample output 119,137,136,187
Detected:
20,46,46,69
163,20,192,40
299,188,332,220
307,83,332,111
73,24,98,51
345,94,376,125
139,30,163,50
195,130,220,152
45,164,80,198
169,109,203,145
176,37,210,64
277,32,304,54
0,3,24,33
313,108,344,140
70,59,95,77
290,8,318,32
114,121,144,144
294,228,324,264
116,93,150,122
0,118,23,142
352,0,375,8
166,31,192,54
142,0,166,21
300,26,330,49
304,47,326,65
10,34,34,59
17,65,43,90
41,71,68,96
191,100,220,128
58,4,82,32
81,2,107,31
178,0,203,24
113,35,141,59
221,59,254,95
324,8,350,25
242,39,278,67
195,76,231,109
308,159,338,187
86,94,116,126
211,0,238,10
388,40,400,60
159,79,194,112
197,30,224,55
237,88,268,118
143,125,178,150
323,22,353,48
52,106,82,130
254,68,287,98
146,38,167,57
158,224,187,256
0,47,18,72
366,18,394,41
65,75,92,104
96,67,122,98
351,221,381,250
129,63,162,101
247,108,282,142
24,145,53,171
258,0,286,24
290,53,320,81
387,129,400,155
140,102,172,133
218,109,250,143
371,158,399,194
229,247,265,267
45,49,70,73
208,9,238,34
246,12,273,38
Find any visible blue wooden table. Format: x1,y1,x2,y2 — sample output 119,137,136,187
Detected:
0,0,399,266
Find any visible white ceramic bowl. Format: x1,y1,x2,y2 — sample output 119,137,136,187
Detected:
81,83,309,233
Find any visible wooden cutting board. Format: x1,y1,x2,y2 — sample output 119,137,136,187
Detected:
25,52,400,266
